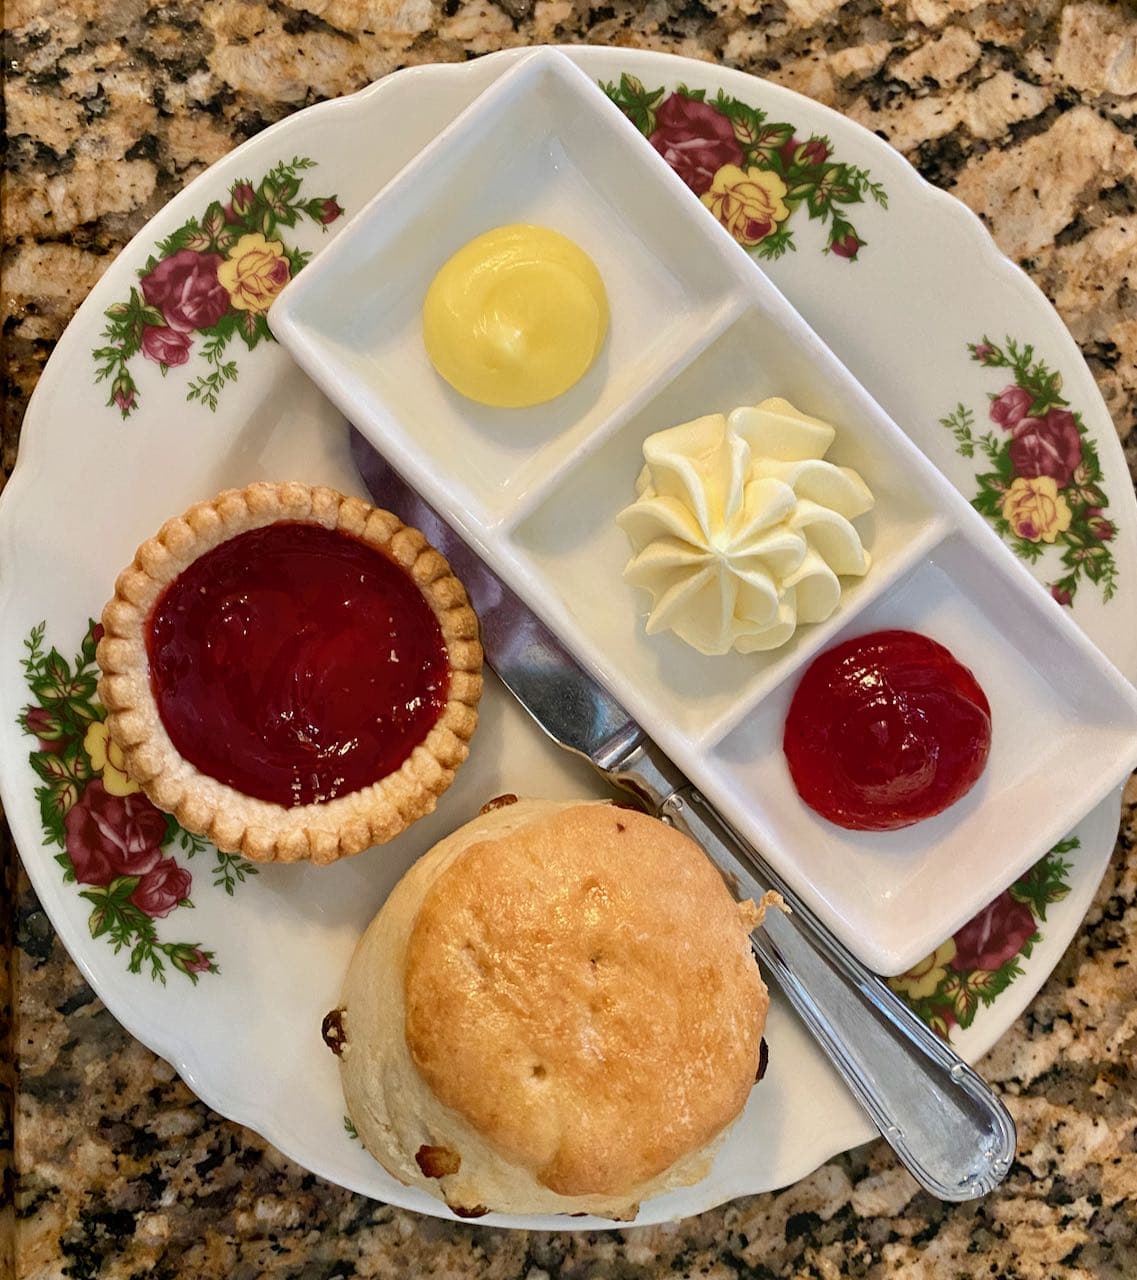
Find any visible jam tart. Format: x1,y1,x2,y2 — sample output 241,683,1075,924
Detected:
96,481,483,865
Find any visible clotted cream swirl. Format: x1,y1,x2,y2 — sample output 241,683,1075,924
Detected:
616,398,874,655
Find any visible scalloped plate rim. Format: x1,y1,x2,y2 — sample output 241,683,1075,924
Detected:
0,45,1131,1229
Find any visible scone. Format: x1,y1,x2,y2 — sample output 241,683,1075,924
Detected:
96,481,482,864
328,797,770,1219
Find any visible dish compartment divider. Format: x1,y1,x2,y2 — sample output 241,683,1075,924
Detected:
270,48,1137,974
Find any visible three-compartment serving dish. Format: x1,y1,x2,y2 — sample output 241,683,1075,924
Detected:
5,41,1137,1228
271,49,1137,975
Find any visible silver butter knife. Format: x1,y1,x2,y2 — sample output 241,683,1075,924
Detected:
351,428,1016,1202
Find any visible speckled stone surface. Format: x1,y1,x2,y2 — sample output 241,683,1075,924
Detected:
3,2,1137,1276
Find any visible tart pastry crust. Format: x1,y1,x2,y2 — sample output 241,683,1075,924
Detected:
97,481,483,865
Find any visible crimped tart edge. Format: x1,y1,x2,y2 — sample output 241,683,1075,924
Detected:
96,481,484,865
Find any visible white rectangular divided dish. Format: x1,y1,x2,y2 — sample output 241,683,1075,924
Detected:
269,55,743,529
270,48,1137,975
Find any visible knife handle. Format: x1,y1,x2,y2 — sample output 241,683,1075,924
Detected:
626,767,1017,1201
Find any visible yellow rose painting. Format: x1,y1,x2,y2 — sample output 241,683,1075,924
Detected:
1001,476,1073,545
602,79,885,261
20,620,226,984
94,159,343,417
887,939,958,1001
218,233,292,314
941,336,1116,607
700,164,789,248
84,721,140,797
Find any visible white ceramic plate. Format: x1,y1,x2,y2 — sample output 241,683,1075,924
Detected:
2,47,1134,1229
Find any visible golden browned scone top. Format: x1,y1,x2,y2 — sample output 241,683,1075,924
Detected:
403,804,767,1198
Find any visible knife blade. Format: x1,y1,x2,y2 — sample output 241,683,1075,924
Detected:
351,427,1016,1202
351,459,637,769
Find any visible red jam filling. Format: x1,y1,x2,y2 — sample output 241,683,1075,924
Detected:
146,522,450,807
783,629,991,831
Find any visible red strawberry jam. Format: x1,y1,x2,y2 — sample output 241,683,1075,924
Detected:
146,522,450,807
783,630,991,831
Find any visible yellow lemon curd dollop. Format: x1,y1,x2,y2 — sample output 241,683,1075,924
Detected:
422,224,609,409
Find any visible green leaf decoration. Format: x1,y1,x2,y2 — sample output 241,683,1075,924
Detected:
235,310,272,351
753,227,796,261
29,751,80,786
91,156,342,417
940,403,976,457
213,851,259,896
604,73,663,134
946,336,1118,606
199,201,237,253
20,621,252,982
1010,849,1074,921
943,975,980,1029
599,76,884,261
892,838,1078,1042
730,115,760,148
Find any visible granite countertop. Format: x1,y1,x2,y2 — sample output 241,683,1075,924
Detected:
3,1,1137,1276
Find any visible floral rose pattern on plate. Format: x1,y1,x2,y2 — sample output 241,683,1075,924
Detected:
93,157,343,417
601,74,887,259
940,337,1117,605
19,620,258,983
889,841,1074,1040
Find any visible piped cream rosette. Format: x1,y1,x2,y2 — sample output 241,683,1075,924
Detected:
616,398,874,655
